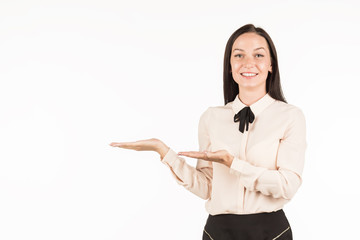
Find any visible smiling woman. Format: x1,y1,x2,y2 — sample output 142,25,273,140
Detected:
110,23,306,240
230,33,273,94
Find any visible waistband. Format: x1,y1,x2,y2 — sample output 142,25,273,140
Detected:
204,209,292,239
206,209,288,227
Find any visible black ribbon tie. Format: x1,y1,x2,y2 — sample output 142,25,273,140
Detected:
234,106,255,133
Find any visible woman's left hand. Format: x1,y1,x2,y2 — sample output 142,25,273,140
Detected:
177,150,234,168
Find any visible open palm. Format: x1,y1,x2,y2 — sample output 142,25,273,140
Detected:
178,149,231,166
109,138,162,152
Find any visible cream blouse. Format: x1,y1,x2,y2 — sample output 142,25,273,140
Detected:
160,93,307,215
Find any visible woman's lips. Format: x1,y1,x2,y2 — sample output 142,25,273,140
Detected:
240,72,258,78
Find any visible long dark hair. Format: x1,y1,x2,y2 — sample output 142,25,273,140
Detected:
223,24,287,105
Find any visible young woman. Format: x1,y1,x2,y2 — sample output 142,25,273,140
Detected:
110,24,307,240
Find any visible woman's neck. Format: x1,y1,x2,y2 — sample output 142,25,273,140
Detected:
238,89,267,106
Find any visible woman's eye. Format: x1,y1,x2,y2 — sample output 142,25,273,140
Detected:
255,54,264,58
234,54,243,58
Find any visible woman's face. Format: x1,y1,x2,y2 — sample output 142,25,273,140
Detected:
230,32,272,92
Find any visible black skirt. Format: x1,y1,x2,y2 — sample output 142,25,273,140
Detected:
202,209,292,240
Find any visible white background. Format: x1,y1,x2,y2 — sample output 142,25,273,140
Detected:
1,0,360,239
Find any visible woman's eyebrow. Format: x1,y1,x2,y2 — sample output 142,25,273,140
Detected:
233,47,266,52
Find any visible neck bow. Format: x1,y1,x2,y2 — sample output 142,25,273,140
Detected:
234,106,255,133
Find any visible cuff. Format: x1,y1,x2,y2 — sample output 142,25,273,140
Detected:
229,157,246,175
160,148,178,166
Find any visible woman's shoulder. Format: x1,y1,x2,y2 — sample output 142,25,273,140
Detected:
270,100,306,121
198,103,232,123
201,101,233,113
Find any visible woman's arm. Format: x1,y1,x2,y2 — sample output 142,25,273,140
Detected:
110,108,213,200
158,145,170,160
229,108,307,200
160,108,213,200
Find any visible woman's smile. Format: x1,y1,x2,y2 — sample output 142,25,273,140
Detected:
241,72,258,79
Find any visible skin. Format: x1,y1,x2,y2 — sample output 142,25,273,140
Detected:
109,32,272,168
231,32,272,106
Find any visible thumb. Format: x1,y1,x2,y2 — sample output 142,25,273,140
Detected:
203,151,209,159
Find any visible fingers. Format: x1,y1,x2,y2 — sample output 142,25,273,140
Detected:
109,142,124,147
109,141,155,151
177,151,198,156
109,142,135,149
178,151,224,163
178,151,208,160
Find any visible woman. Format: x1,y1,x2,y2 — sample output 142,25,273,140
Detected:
110,24,307,240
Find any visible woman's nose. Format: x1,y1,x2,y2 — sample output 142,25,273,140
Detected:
243,57,255,68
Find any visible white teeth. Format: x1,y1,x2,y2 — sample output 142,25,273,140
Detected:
241,73,257,77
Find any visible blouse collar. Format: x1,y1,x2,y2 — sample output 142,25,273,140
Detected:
231,92,276,118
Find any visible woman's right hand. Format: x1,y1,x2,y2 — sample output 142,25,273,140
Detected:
109,138,170,159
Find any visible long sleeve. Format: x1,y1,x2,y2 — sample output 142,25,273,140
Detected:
229,107,307,200
160,107,213,200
